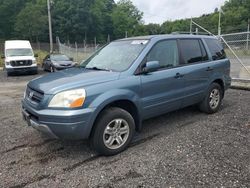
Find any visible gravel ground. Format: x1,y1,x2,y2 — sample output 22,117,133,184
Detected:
0,70,249,188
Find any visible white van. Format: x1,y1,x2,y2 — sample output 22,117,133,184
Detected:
3,40,38,76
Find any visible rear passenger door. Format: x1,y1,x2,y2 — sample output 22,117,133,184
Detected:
178,39,212,107
140,40,186,119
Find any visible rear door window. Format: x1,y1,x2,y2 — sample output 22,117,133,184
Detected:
178,39,206,64
204,38,226,60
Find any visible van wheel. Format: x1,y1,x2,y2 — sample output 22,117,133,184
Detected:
91,107,135,156
199,83,223,114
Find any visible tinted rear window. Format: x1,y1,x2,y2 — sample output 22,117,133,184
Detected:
204,39,226,60
179,39,207,64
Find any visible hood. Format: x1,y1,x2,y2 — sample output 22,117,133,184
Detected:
28,68,120,94
5,56,35,62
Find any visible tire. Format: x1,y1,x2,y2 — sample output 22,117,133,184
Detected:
91,107,135,156
32,69,38,75
50,65,55,73
6,71,11,77
42,64,46,71
199,83,223,114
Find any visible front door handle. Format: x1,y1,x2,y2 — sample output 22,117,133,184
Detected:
174,73,184,79
206,67,214,71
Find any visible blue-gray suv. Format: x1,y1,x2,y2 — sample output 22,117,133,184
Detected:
22,35,231,156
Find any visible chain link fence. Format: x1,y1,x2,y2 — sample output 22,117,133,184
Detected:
57,38,105,63
191,20,250,80
221,32,250,79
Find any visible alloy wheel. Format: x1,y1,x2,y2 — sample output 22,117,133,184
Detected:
103,118,130,150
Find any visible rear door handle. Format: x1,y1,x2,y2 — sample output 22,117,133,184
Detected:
206,67,214,71
174,73,184,79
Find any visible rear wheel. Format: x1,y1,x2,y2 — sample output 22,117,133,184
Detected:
199,83,223,114
91,107,135,156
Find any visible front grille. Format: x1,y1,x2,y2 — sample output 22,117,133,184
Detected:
61,64,71,67
26,87,44,104
10,60,32,67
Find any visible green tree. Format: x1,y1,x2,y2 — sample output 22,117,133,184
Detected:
111,0,143,39
0,0,27,40
14,0,47,42
90,0,115,42
144,24,162,35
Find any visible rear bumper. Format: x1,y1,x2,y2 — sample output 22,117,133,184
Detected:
22,99,96,140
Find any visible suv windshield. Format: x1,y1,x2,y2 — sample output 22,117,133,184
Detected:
81,40,148,72
6,49,33,57
51,54,70,61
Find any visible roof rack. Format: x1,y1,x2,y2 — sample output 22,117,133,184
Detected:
171,31,212,36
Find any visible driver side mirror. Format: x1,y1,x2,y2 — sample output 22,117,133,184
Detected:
69,57,74,61
34,53,38,57
1,54,5,59
143,61,160,73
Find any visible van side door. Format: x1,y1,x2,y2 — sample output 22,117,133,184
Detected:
140,40,186,119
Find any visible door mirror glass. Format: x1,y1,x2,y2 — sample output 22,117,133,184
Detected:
143,61,160,73
69,57,74,61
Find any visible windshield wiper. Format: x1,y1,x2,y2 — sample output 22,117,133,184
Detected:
85,66,111,71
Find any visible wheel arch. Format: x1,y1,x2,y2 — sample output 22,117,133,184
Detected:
89,99,142,139
212,78,225,98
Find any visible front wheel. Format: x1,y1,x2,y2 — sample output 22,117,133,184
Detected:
91,107,135,156
50,65,55,73
199,83,223,114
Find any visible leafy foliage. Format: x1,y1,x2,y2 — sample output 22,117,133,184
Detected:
0,0,249,43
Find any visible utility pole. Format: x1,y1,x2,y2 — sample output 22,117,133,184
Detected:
107,34,110,43
94,37,97,50
247,18,249,51
125,31,128,38
47,0,53,53
218,8,222,36
190,17,193,34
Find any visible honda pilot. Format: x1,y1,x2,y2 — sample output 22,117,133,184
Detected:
22,35,231,156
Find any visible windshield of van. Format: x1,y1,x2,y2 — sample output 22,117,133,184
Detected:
6,48,33,57
80,40,148,72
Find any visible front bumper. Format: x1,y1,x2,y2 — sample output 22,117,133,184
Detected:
6,66,38,73
22,99,96,140
54,65,76,70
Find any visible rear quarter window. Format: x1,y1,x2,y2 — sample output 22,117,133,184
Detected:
204,39,226,60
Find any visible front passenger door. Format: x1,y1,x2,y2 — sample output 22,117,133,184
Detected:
140,40,186,119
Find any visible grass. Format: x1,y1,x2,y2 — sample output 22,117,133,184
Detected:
34,50,49,65
0,57,3,67
0,50,48,67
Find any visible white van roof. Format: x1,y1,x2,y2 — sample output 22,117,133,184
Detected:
5,40,32,49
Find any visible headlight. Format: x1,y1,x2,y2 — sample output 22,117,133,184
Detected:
5,61,10,65
52,61,59,66
32,60,36,64
48,89,86,108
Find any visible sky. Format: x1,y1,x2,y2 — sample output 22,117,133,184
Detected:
115,0,227,24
